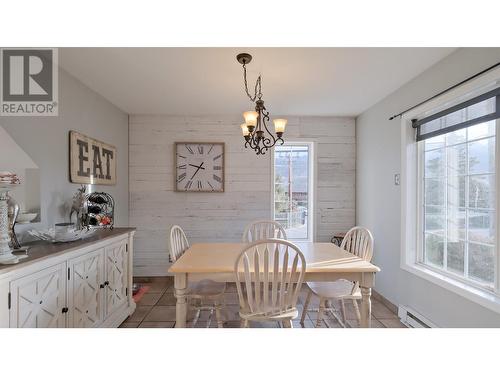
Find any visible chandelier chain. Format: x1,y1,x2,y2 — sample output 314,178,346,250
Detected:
242,63,262,102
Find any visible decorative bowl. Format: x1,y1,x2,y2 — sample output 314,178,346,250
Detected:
16,213,38,223
28,227,98,243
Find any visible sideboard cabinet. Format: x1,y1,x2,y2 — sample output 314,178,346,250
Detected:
0,228,136,328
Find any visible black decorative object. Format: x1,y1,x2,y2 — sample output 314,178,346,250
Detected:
83,192,114,229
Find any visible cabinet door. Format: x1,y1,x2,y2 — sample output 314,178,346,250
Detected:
68,249,105,328
10,263,66,328
104,240,128,317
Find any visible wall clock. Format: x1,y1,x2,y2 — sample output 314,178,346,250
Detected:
174,142,225,192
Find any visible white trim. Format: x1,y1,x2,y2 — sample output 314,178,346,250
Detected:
271,141,315,242
402,262,500,314
400,66,500,314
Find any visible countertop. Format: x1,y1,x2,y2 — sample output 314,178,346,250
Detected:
0,227,136,275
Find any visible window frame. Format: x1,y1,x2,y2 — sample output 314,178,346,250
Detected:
400,67,500,314
271,141,315,242
416,122,499,293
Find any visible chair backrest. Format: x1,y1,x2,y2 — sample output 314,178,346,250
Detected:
169,225,190,262
242,220,287,242
234,239,306,316
340,226,374,261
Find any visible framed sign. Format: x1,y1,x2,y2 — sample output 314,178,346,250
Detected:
174,142,225,192
69,131,116,185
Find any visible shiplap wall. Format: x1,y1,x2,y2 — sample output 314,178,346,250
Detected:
129,115,355,276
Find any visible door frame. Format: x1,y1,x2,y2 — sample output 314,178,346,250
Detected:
271,140,316,242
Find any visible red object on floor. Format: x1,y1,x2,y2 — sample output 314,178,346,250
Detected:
132,286,150,303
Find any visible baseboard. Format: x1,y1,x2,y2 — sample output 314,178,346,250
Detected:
372,289,398,314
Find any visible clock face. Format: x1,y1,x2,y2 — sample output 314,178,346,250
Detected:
175,142,225,192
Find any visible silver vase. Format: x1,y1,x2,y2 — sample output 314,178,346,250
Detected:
7,193,21,249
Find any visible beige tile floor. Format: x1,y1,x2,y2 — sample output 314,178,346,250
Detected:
120,277,406,328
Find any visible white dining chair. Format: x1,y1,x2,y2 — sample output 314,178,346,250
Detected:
234,239,306,328
242,220,287,242
300,226,374,328
169,225,226,328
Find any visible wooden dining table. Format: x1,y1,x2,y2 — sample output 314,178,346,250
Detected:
169,242,380,328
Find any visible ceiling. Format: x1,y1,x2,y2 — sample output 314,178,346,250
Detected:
59,48,456,116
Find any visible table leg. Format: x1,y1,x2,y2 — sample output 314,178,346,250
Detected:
174,273,188,328
360,286,372,328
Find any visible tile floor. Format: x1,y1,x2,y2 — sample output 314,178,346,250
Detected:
120,277,406,328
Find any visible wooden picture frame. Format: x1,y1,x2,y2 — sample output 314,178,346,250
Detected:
69,131,117,185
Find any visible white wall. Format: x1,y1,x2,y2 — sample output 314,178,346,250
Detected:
129,115,355,276
0,66,129,237
356,48,500,327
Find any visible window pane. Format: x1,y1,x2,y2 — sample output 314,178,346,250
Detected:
446,128,466,146
448,207,465,241
425,149,445,177
468,138,495,174
447,240,465,275
447,144,466,175
469,174,495,209
468,210,495,245
425,206,444,233
448,175,465,207
425,233,444,267
468,120,495,141
468,243,495,284
425,178,445,206
424,134,445,150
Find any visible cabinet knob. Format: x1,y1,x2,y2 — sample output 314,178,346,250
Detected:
104,281,110,286
99,284,105,289
62,307,69,313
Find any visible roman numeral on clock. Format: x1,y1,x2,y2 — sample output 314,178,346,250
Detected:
197,180,203,189
185,180,193,190
197,145,204,154
213,165,222,170
185,145,194,154
177,172,186,182
177,164,187,169
213,154,222,161
213,174,222,183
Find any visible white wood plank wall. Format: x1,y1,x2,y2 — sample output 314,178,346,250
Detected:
129,115,355,276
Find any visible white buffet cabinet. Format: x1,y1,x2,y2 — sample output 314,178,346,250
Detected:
0,228,136,328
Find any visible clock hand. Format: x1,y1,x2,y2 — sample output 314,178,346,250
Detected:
190,162,204,179
188,163,206,170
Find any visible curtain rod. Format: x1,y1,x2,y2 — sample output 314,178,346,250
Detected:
388,61,500,121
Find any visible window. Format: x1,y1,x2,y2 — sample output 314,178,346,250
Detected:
420,120,497,290
273,143,313,240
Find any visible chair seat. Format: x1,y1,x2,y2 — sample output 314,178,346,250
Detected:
307,280,361,299
239,307,298,322
187,279,226,299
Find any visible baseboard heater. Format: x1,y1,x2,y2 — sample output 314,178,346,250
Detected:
398,305,437,328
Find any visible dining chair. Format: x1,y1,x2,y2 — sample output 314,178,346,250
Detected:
242,220,287,242
234,239,306,328
300,226,374,328
169,225,226,328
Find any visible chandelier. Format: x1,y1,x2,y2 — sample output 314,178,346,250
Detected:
236,53,287,155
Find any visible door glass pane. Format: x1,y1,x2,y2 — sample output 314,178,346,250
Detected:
274,145,310,240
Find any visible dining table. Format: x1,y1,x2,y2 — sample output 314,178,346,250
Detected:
169,241,380,328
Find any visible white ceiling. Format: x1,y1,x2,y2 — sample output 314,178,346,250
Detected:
59,48,455,116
